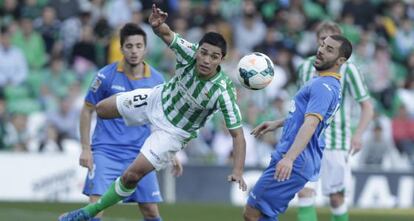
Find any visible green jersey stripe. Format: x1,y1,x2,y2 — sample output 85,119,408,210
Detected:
347,66,362,99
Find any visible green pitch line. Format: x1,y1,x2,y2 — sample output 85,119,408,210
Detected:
0,202,413,221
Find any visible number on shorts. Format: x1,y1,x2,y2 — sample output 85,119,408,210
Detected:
133,94,148,108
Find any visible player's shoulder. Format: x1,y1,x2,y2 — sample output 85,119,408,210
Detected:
310,76,340,92
96,62,118,78
214,70,235,90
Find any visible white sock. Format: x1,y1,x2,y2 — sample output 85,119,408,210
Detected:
331,203,347,215
298,196,315,207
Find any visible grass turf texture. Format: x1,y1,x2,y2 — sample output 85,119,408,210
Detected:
0,202,413,221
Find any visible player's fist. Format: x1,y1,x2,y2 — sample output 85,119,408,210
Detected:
149,4,168,28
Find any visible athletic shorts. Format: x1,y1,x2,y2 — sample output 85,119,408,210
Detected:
319,150,351,195
247,157,308,220
116,86,190,170
82,149,162,203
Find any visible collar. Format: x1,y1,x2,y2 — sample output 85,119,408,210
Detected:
319,72,341,80
116,60,151,79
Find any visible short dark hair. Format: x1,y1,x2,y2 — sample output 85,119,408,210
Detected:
120,23,147,46
198,32,227,57
330,35,352,60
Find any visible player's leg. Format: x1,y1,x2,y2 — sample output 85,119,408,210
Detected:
321,150,350,221
297,183,318,221
245,157,307,221
96,95,120,118
138,203,162,221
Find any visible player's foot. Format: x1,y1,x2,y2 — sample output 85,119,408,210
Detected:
58,209,91,221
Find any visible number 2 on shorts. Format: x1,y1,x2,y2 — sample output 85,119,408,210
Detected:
133,94,148,108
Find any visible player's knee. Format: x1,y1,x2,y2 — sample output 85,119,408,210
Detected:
139,203,160,219
121,171,141,187
243,206,260,221
329,193,344,208
298,188,315,198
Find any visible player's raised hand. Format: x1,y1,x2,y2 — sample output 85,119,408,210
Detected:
274,157,293,181
170,155,183,177
251,120,282,138
79,148,93,170
149,4,168,28
227,173,247,191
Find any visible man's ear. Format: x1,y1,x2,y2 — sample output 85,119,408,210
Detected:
337,57,346,66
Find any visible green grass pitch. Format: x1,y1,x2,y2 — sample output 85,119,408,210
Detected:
0,202,413,221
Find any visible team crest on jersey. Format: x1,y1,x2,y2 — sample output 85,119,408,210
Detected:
289,100,296,113
91,77,102,93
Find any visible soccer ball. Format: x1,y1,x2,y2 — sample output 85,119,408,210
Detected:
237,52,274,90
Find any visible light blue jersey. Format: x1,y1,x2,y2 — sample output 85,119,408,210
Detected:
248,72,341,220
272,72,341,181
83,61,164,203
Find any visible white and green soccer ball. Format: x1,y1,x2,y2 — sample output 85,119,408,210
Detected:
237,52,275,90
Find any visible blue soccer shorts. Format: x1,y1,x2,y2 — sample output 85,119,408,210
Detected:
247,157,308,220
82,149,163,203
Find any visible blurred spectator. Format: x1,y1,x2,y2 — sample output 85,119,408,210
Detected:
394,18,414,59
46,97,80,149
70,25,97,76
12,15,47,69
20,0,42,19
59,7,92,58
0,90,7,150
341,0,376,30
0,25,28,87
233,0,266,55
391,105,414,166
359,123,389,168
93,17,111,68
49,0,80,21
0,0,20,24
33,5,61,54
4,113,30,152
38,124,63,152
104,0,141,28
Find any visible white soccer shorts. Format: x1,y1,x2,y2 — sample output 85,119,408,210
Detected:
320,150,351,195
116,86,190,170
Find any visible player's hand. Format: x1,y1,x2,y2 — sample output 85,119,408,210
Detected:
274,157,293,181
149,4,168,28
79,148,93,170
251,120,281,138
171,156,183,177
227,173,247,191
349,134,363,156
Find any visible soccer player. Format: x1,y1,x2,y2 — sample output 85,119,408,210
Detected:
79,23,178,221
59,4,247,221
243,35,353,221
296,21,373,221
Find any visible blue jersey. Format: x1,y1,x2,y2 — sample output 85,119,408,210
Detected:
272,72,341,181
85,61,164,157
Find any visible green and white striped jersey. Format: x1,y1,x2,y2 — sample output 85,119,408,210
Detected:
161,33,242,138
298,56,370,151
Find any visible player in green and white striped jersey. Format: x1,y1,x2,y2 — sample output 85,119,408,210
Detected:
296,22,374,221
57,5,248,221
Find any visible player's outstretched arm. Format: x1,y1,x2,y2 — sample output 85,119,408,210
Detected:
227,127,247,191
79,103,95,170
274,115,320,181
251,119,284,138
149,4,174,45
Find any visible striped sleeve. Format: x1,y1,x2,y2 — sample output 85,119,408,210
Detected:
218,84,242,130
297,57,315,87
169,32,197,65
345,63,370,102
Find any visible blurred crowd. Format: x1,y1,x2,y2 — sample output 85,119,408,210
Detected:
1,0,414,171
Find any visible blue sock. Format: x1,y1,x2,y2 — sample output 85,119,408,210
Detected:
143,217,162,221
91,218,101,221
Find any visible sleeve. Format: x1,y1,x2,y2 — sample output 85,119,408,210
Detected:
345,63,370,102
218,84,243,130
169,32,198,65
305,82,336,122
297,58,315,88
85,69,110,106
